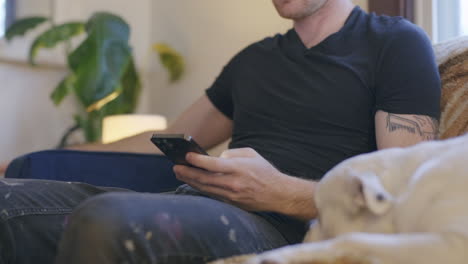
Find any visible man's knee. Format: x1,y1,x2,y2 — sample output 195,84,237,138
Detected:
56,193,135,263
58,193,289,263
64,192,128,236
61,193,243,250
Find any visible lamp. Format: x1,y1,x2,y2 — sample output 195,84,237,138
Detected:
102,114,167,143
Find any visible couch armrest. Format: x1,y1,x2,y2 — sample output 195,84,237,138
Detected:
5,150,183,193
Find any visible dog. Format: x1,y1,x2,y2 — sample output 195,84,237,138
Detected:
212,133,468,264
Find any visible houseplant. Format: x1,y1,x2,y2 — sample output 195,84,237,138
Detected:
5,12,184,146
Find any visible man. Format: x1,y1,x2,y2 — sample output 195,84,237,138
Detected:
0,0,440,263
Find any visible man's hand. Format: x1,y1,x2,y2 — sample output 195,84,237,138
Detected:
173,148,318,220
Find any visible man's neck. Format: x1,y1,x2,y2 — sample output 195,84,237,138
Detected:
293,0,355,48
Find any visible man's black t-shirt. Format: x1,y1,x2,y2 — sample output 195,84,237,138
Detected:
206,7,441,181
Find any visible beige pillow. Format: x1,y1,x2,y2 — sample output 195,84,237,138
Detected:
433,36,468,139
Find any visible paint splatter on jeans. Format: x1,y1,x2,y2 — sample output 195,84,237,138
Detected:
0,179,307,264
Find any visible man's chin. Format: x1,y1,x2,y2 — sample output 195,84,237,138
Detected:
273,0,329,20
277,11,310,20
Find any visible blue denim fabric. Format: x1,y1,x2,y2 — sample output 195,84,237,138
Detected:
0,178,123,264
0,156,307,264
55,190,296,264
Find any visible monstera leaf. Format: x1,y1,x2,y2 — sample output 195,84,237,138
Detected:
100,58,141,116
29,22,85,65
68,12,132,112
50,74,77,106
80,58,141,142
4,16,49,41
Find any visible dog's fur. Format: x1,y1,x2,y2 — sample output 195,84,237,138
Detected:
212,134,468,264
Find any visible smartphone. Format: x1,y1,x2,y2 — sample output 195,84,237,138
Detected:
150,134,209,166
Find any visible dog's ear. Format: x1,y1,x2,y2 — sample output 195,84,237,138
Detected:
349,170,393,215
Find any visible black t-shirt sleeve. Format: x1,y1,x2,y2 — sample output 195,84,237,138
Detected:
375,20,441,119
205,59,236,120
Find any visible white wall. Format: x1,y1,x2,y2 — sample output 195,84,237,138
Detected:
353,0,368,11
15,0,51,18
0,63,75,163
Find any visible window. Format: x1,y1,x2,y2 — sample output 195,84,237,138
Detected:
0,0,6,36
0,0,15,37
434,0,467,43
461,0,468,36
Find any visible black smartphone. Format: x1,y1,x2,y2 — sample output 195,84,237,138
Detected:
150,134,209,166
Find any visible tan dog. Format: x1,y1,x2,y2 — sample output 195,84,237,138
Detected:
213,133,468,264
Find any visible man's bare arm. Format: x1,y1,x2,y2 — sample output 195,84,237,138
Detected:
375,110,439,149
70,95,233,153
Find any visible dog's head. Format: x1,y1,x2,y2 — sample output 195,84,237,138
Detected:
304,167,395,242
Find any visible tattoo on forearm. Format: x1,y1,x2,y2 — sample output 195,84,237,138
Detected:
386,114,439,140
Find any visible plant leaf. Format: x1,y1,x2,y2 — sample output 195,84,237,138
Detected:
29,22,85,65
51,74,76,106
68,12,133,111
5,16,49,41
100,57,141,115
153,43,185,82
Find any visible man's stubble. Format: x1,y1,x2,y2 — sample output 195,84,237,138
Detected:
272,0,329,20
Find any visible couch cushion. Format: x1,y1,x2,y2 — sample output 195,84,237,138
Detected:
433,36,468,139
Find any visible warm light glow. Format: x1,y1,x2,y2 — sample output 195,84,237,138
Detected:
102,114,167,143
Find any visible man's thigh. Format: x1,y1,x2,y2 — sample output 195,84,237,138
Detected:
56,192,291,264
0,178,129,264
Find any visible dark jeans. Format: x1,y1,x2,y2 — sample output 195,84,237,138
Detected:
0,179,307,264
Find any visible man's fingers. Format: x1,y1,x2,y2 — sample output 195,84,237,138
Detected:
220,148,258,158
174,165,234,190
183,180,233,201
186,153,235,173
185,148,260,172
